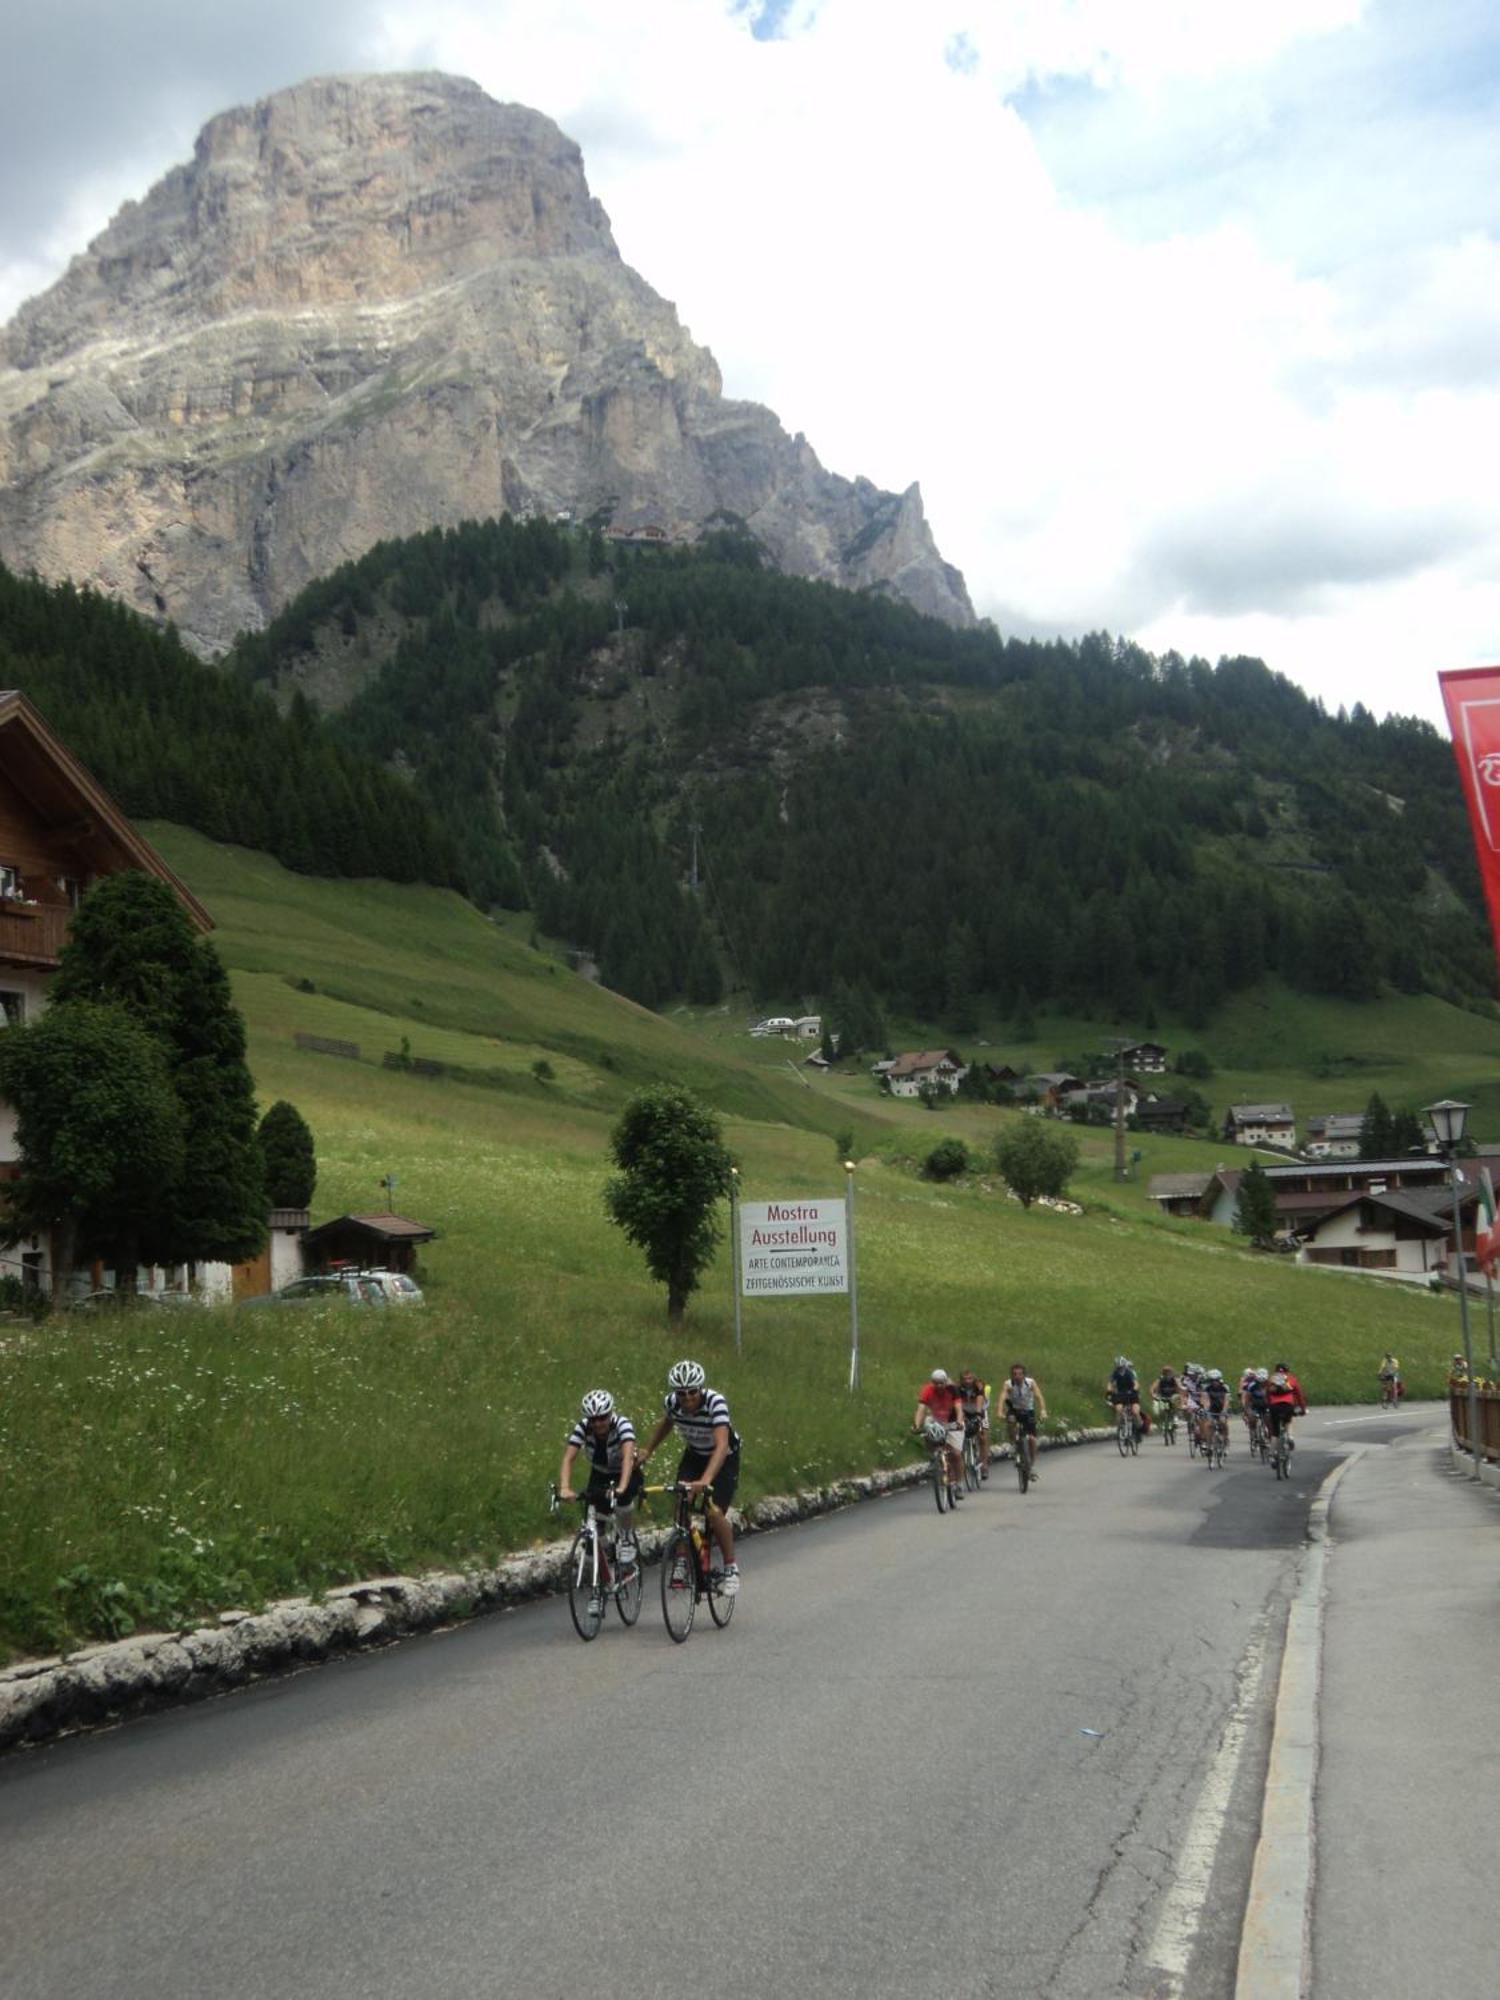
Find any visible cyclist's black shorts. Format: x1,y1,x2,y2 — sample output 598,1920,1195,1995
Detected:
1266,1404,1295,1435
677,1446,739,1512
1007,1408,1038,1436
585,1464,644,1511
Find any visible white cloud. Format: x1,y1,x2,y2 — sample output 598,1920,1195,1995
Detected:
5,0,1499,728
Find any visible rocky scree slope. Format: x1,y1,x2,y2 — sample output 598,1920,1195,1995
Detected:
0,71,973,655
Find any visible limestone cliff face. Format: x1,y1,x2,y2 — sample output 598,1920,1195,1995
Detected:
0,72,972,652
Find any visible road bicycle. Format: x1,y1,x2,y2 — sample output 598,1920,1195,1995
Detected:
1153,1397,1178,1446
1185,1406,1201,1459
1113,1400,1141,1456
962,1416,987,1492
1205,1413,1229,1470
1268,1420,1294,1481
1379,1375,1402,1410
1246,1411,1270,1462
1009,1418,1037,1494
550,1484,643,1641
918,1423,961,1513
660,1482,737,1642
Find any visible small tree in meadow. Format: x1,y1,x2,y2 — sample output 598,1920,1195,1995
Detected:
603,1085,734,1321
993,1121,1080,1209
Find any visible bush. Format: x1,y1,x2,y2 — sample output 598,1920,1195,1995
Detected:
993,1121,1080,1208
923,1138,970,1181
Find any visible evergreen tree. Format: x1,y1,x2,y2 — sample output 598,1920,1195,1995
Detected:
1233,1158,1278,1247
1358,1092,1395,1160
52,873,266,1265
257,1100,317,1208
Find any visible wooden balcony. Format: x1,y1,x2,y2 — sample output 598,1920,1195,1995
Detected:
0,900,70,968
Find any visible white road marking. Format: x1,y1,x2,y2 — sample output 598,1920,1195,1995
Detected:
1235,1450,1365,2000
1144,1623,1270,1996
1316,1415,1407,1428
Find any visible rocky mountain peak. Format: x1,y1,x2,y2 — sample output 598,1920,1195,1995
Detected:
0,71,973,651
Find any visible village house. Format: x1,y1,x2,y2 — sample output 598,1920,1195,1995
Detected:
1133,1094,1191,1136
884,1049,969,1097
0,691,216,1299
1026,1071,1083,1113
1224,1102,1297,1149
1117,1040,1168,1073
1304,1113,1365,1161
1146,1171,1214,1216
1195,1155,1454,1235
1294,1185,1470,1283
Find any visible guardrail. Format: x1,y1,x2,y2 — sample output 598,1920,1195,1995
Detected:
1449,1382,1500,1464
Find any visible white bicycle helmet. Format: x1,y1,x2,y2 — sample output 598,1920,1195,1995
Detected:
580,1389,614,1419
1255,1368,1269,1382
667,1359,706,1391
923,1418,949,1446
1115,1354,1129,1367
930,1367,950,1383
1206,1368,1223,1381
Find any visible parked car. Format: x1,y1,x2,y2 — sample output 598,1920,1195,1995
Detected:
239,1274,387,1309
345,1268,425,1305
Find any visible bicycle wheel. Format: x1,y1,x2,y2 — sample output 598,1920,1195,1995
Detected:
660,1528,697,1641
1187,1419,1200,1460
1128,1417,1140,1457
1273,1437,1289,1481
1015,1440,1031,1494
614,1545,643,1627
945,1469,959,1510
1116,1416,1130,1458
964,1433,982,1492
931,1452,948,1514
707,1544,737,1627
568,1528,604,1641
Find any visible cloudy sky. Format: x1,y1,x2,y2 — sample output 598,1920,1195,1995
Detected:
4,0,1499,727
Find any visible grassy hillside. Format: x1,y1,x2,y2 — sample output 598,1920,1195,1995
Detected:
0,827,1485,1662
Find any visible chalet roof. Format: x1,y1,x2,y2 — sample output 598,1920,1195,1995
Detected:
0,690,213,932
887,1048,964,1078
1305,1187,1454,1235
1147,1172,1212,1200
1308,1114,1366,1137
1137,1096,1189,1115
1228,1102,1295,1124
303,1211,436,1246
1029,1071,1081,1090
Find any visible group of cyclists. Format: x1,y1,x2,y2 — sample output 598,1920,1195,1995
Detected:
1106,1354,1307,1456
911,1363,1049,1489
554,1340,1324,1621
557,1359,742,1599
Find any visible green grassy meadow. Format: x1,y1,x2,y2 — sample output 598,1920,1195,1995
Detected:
0,826,1489,1662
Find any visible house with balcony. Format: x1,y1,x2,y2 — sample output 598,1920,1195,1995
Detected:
885,1049,969,1097
1224,1102,1297,1149
0,691,214,1295
1304,1113,1365,1161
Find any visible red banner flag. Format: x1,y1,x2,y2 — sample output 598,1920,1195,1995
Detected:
1439,665,1500,991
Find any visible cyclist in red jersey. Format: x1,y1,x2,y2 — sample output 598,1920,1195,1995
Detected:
1265,1362,1307,1450
913,1368,966,1500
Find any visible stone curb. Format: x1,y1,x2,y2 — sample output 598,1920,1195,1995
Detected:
0,1426,1113,1754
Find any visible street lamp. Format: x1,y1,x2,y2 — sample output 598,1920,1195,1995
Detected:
1424,1098,1483,1482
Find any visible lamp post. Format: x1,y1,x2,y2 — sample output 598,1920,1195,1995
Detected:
1425,1098,1483,1483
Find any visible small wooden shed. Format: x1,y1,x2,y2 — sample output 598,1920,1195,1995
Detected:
303,1211,436,1275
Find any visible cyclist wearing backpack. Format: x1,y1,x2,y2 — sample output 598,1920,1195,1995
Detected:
1266,1362,1307,1449
957,1368,991,1481
637,1360,743,1595
559,1390,643,1566
1106,1356,1147,1435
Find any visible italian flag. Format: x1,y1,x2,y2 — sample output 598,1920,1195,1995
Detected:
1477,1168,1498,1277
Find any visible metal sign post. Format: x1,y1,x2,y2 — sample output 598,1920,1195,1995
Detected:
730,1169,743,1357
845,1162,860,1390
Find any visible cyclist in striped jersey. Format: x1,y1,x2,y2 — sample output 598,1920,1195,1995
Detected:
558,1390,643,1566
637,1360,742,1597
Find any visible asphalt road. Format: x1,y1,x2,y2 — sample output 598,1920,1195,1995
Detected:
0,1405,1443,2000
